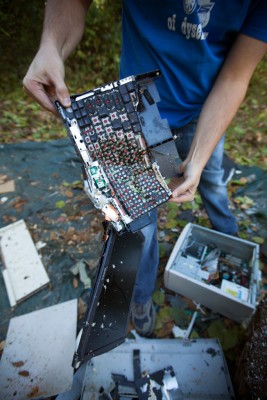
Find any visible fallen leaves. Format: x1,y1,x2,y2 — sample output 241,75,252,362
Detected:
252,236,265,245
0,174,15,194
64,190,74,198
27,386,40,398
12,361,25,368
55,200,66,209
152,289,165,306
63,180,83,190
72,277,79,289
0,340,5,354
234,195,255,209
19,370,30,377
207,319,244,354
11,197,28,209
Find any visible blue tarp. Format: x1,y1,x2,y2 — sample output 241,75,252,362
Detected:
0,139,104,340
0,139,266,340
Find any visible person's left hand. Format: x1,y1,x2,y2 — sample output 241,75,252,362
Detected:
168,160,202,203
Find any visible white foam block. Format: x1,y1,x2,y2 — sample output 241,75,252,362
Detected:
0,299,77,399
0,219,50,306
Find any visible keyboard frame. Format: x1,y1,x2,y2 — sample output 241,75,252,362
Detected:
55,70,173,233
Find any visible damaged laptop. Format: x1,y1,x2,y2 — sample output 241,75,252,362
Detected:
55,70,179,368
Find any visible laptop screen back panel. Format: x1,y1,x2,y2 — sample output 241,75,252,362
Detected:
72,228,144,368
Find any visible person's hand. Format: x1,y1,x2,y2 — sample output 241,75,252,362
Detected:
23,45,71,115
168,160,202,203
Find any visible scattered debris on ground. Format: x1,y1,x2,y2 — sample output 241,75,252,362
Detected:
0,139,266,398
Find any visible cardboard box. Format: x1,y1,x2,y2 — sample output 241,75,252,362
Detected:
164,223,260,323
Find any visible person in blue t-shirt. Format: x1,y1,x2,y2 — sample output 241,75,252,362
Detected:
23,0,267,337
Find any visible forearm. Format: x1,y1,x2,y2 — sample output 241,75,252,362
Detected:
40,0,92,60
187,74,248,172
23,0,92,112
171,34,266,202
185,34,267,173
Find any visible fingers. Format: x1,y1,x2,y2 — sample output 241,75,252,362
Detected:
22,48,71,114
172,177,196,197
169,187,196,203
170,181,196,203
23,78,57,114
168,175,184,190
23,73,71,115
168,163,200,203
55,82,71,108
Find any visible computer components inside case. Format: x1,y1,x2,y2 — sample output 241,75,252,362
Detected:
164,223,261,323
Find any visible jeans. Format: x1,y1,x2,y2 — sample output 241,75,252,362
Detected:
133,209,159,304
133,120,237,305
174,120,238,234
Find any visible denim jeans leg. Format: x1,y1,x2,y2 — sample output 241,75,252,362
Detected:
133,209,159,305
198,137,238,234
175,122,238,235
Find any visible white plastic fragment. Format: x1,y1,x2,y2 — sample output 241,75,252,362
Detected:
0,219,50,307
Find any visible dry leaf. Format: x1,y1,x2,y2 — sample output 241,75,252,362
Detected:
19,370,30,377
12,361,24,368
73,277,79,289
0,341,5,353
65,190,74,198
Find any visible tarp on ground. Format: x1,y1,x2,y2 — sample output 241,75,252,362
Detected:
0,139,104,340
0,139,266,340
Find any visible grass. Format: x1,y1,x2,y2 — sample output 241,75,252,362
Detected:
0,47,266,171
226,54,267,170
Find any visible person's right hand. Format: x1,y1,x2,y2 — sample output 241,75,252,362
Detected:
23,45,71,115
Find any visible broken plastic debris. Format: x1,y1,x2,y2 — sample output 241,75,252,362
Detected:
0,219,50,307
70,259,92,290
0,196,8,203
0,175,15,194
35,240,47,250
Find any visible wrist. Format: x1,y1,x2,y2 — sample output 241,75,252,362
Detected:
39,38,65,60
181,157,204,179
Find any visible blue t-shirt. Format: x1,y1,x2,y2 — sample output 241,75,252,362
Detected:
120,0,267,128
